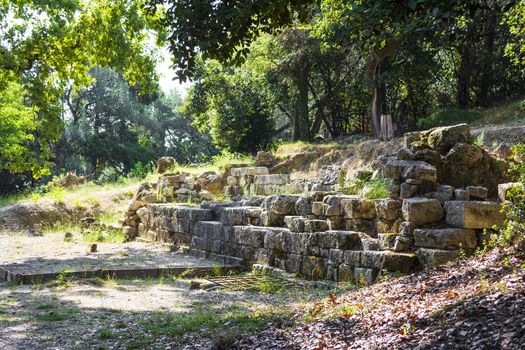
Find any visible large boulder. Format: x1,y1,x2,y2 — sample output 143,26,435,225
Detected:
444,201,506,229
444,143,509,196
254,151,276,167
425,124,471,153
196,172,225,194
402,197,444,225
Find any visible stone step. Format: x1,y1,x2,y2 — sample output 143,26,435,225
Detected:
230,167,269,177
253,174,290,185
416,248,461,267
444,200,506,229
219,206,261,226
414,228,477,250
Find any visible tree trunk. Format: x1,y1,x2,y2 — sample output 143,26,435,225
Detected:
366,40,401,137
294,62,310,141
456,9,480,109
477,11,496,106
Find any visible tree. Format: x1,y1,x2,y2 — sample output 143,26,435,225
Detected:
183,60,275,154
0,0,158,176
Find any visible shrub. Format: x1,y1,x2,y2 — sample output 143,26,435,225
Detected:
418,108,481,128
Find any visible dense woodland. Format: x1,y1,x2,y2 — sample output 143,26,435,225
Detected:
1,0,525,194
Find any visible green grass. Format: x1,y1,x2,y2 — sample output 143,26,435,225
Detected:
169,152,255,175
98,328,118,339
36,307,78,322
418,97,525,128
339,178,390,199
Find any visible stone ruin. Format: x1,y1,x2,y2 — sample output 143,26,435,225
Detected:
122,124,516,285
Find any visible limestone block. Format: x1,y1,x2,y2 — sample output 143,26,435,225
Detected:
426,123,471,152
400,182,419,199
378,233,398,250
263,228,292,252
219,207,252,226
444,201,505,229
354,267,378,286
402,197,444,225
285,253,303,273
424,184,454,204
304,219,329,233
194,221,224,240
327,216,345,230
295,197,312,216
317,231,362,250
399,221,416,237
323,195,355,216
382,159,437,182
345,219,375,232
343,250,362,266
260,211,284,227
414,228,477,250
230,167,269,177
254,174,290,185
361,238,379,251
397,148,415,160
338,264,354,282
360,251,417,273
341,198,376,219
466,186,488,200
416,248,461,267
302,256,327,279
284,216,306,232
255,248,273,265
454,189,469,201
232,226,266,247
328,249,344,265
311,201,324,216
375,199,402,221
288,232,317,255
262,194,301,215
392,235,413,251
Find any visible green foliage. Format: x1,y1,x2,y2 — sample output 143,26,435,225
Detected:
0,81,47,176
340,178,390,199
0,0,158,176
418,108,481,128
183,60,275,154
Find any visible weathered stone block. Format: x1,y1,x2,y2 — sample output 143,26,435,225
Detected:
454,189,469,201
262,194,301,215
295,197,312,216
378,233,398,250
402,197,444,225
400,182,419,199
424,184,454,204
219,207,253,226
354,267,378,286
399,221,416,237
317,231,363,250
286,254,303,273
328,249,344,264
466,186,488,200
260,211,284,227
375,199,402,221
323,195,354,216
284,216,306,232
426,124,471,153
345,219,375,232
416,248,461,267
302,256,327,279
304,219,329,233
341,198,376,219
288,232,317,255
311,201,324,216
360,251,417,273
343,250,362,266
194,221,224,240
361,238,379,251
338,264,354,282
263,228,292,252
230,167,269,177
327,216,345,230
444,201,505,229
414,228,477,250
232,226,266,247
254,174,290,185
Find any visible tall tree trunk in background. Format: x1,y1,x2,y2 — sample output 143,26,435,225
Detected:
366,40,401,137
456,9,480,109
477,11,496,106
294,59,310,141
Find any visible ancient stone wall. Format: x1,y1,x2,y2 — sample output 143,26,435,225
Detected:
124,124,512,284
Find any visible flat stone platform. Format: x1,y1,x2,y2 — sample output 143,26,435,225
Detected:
0,232,241,284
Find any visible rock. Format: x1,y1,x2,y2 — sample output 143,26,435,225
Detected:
416,248,461,267
64,231,73,242
311,201,324,216
360,250,417,273
414,228,477,249
341,198,376,219
402,197,444,225
284,216,306,233
396,148,415,160
399,221,416,237
157,157,176,174
444,201,506,229
230,167,269,177
253,174,290,185
254,151,276,167
454,189,469,201
196,172,225,194
89,243,98,253
375,199,402,221
400,182,419,199
393,235,413,251
323,195,354,216
498,182,522,202
260,211,284,227
295,197,311,216
304,219,329,233
466,186,488,200
317,231,363,250
80,216,97,228
426,123,471,153
493,142,511,159
199,190,214,201
382,159,437,183
424,184,454,204
354,267,377,285
378,233,397,250
261,195,301,215
444,143,509,196
226,176,239,186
